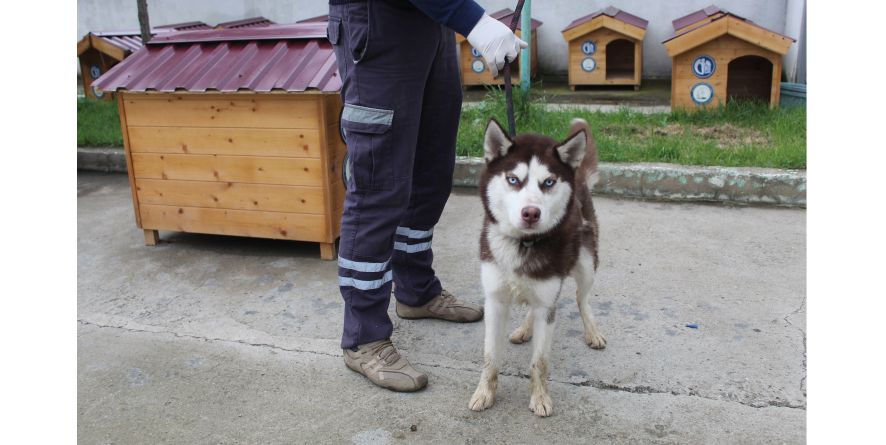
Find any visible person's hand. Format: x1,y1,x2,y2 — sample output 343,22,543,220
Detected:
466,14,528,77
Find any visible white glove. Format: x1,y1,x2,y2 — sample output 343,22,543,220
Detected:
466,13,529,77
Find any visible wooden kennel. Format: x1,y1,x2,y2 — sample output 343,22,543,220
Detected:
457,8,542,87
77,21,211,100
663,5,794,109
92,24,347,260
561,6,648,90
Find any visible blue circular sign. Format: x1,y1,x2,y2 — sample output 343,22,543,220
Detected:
580,57,596,73
89,65,102,80
471,47,482,58
471,59,486,73
581,40,596,55
690,82,714,105
692,55,716,78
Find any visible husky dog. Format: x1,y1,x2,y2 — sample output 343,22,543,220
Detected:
468,118,604,417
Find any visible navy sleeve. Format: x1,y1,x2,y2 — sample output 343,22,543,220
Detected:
407,0,485,37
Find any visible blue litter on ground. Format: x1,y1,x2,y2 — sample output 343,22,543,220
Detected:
685,323,699,329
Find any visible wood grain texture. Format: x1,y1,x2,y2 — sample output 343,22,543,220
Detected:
727,17,793,55
122,94,320,129
135,179,326,214
139,204,330,242
127,127,322,158
118,93,143,227
131,153,324,186
665,18,728,57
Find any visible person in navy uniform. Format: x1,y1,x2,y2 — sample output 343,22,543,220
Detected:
327,0,525,392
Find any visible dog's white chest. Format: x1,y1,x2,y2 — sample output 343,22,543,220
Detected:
482,230,561,306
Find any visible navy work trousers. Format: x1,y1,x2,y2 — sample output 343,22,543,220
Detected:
328,1,463,349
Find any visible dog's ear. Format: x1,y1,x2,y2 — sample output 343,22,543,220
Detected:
556,123,587,169
484,118,513,162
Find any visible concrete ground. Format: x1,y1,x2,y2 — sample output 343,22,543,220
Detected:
78,172,806,444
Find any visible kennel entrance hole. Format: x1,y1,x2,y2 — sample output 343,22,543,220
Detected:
726,55,773,103
605,39,635,80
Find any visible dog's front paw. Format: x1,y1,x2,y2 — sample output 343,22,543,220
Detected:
469,385,496,412
529,392,553,417
585,332,607,349
509,326,533,344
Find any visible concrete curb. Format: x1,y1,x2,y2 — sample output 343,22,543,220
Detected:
78,147,127,173
453,157,805,207
77,148,806,207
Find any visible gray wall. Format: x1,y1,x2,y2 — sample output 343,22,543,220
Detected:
77,0,801,78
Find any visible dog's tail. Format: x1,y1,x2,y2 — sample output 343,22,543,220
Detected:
569,118,599,189
570,118,600,256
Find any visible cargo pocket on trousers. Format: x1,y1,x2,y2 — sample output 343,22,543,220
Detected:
341,103,394,191
326,17,341,46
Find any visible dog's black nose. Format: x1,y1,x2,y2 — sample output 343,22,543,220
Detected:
521,206,541,224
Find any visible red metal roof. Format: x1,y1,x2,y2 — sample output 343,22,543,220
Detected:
296,14,329,23
84,21,213,55
155,21,213,31
672,5,725,30
663,8,795,44
91,33,143,54
490,8,542,31
216,16,275,29
147,23,327,44
562,6,648,33
92,24,341,94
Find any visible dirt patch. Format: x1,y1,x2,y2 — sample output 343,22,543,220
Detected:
601,123,770,149
692,124,771,149
652,124,683,137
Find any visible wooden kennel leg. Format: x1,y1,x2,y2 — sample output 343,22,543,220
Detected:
319,242,337,261
143,229,159,246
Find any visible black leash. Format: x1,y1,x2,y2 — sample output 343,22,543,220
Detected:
502,0,526,137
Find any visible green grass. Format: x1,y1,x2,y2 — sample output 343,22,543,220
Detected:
78,98,122,147
77,91,806,169
457,89,806,169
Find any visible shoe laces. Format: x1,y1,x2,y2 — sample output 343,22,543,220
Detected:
371,340,400,364
438,289,456,305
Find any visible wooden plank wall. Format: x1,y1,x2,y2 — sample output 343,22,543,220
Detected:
567,28,642,88
120,93,345,247
670,35,781,110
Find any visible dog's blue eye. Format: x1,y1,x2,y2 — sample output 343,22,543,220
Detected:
507,176,519,185
543,178,556,187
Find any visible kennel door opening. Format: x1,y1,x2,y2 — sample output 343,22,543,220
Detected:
605,39,635,81
726,55,773,103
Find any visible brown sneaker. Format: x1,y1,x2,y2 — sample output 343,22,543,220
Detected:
395,290,484,322
343,339,428,392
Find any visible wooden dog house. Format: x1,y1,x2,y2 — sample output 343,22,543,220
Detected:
77,21,212,100
561,6,648,90
663,5,794,109
92,24,347,260
457,9,542,87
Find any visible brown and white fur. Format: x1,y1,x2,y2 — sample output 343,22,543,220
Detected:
468,118,604,417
